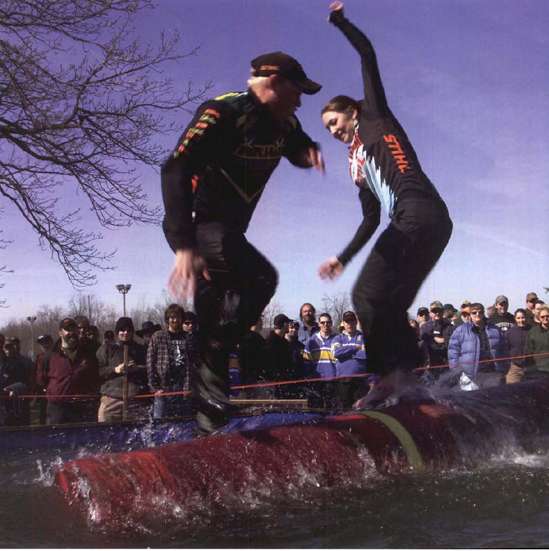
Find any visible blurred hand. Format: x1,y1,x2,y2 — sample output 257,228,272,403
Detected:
330,2,344,15
318,256,345,281
168,248,211,301
306,147,325,174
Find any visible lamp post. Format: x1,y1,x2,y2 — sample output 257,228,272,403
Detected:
116,284,132,317
26,316,37,360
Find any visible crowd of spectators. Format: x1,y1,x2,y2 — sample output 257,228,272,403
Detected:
1,291,548,427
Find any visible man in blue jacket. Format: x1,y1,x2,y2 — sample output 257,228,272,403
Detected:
448,303,510,390
331,311,367,408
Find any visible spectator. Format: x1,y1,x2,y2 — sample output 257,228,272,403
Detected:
505,309,529,384
409,319,432,383
238,315,270,398
97,317,148,422
38,317,100,424
182,311,198,335
331,311,367,409
74,315,101,355
86,325,101,346
524,305,549,379
456,300,471,322
135,321,156,348
489,294,515,333
32,335,54,425
525,292,538,325
104,330,115,344
486,306,496,319
420,301,454,377
448,303,510,391
530,300,545,328
265,314,298,398
443,304,457,324
147,304,194,419
298,303,320,344
3,337,33,425
1,350,28,427
304,312,336,407
416,307,430,327
454,306,471,328
286,321,306,398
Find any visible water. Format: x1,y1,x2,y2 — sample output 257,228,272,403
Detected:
3,400,549,548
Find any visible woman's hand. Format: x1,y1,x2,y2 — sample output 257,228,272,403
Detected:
318,256,345,280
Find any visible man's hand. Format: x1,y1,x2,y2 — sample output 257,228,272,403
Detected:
329,1,344,16
168,249,211,301
306,147,325,174
115,360,136,374
318,256,345,281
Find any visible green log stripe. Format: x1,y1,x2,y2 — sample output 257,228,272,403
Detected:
359,411,425,472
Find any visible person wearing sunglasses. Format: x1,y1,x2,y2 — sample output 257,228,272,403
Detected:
448,303,510,391
524,305,549,380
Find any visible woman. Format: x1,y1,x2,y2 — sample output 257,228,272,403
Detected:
318,3,452,405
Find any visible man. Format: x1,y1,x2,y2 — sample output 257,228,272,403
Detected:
38,318,99,424
525,292,538,324
454,305,471,328
3,337,33,425
443,304,457,324
238,314,270,398
304,313,337,407
182,311,198,335
524,305,549,379
420,301,454,377
97,317,148,422
147,304,194,419
331,311,367,408
136,321,156,348
286,321,306,398
161,52,323,433
32,334,54,425
75,315,101,355
265,314,297,398
448,303,510,390
416,307,430,327
104,330,115,344
298,303,320,344
489,294,515,333
86,325,101,346
505,309,530,384
530,300,545,328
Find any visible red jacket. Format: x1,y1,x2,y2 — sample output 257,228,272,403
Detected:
37,339,99,404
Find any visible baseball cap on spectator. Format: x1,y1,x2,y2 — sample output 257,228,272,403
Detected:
183,311,198,323
430,301,444,311
59,318,77,330
417,307,429,316
115,317,134,333
343,311,357,322
526,292,538,302
461,300,471,308
251,52,322,95
273,314,292,327
443,303,456,313
37,334,52,344
495,295,509,305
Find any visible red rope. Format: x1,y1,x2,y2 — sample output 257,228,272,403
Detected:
14,351,549,401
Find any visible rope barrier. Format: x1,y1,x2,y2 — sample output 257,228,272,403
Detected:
12,351,549,401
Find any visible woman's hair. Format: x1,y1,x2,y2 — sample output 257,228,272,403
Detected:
321,95,361,116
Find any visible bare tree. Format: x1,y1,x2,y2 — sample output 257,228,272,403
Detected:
0,0,213,289
68,293,117,329
321,291,351,325
261,300,285,332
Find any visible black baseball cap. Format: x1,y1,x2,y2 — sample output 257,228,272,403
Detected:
251,52,322,95
343,311,357,322
273,314,292,327
59,318,77,330
417,307,429,316
37,334,53,344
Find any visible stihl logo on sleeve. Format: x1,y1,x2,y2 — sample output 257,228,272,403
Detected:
383,134,411,174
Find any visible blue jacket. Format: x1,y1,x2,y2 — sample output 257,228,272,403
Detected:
331,331,367,376
448,321,510,378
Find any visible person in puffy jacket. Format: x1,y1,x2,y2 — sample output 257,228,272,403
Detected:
448,303,510,391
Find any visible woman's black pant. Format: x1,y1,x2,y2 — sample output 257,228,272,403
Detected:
352,194,452,374
193,222,278,418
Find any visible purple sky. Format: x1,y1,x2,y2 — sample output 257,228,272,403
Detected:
1,0,548,328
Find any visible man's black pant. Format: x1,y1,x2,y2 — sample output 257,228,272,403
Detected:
352,194,452,374
194,222,278,422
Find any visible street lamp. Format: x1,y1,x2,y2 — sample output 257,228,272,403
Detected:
26,316,37,360
116,284,132,317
